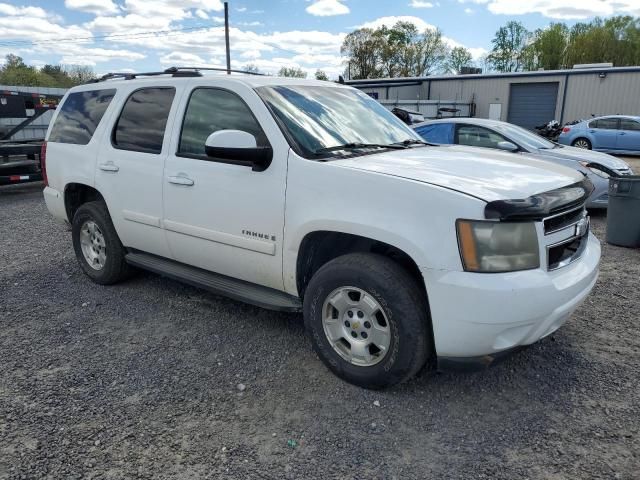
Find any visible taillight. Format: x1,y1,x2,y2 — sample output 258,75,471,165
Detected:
562,127,571,133
40,141,48,186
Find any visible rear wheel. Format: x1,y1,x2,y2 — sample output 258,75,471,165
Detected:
72,201,132,285
572,138,592,150
303,253,432,389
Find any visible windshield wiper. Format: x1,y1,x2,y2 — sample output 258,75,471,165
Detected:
312,142,408,155
392,138,435,147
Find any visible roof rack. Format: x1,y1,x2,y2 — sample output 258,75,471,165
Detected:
91,66,265,83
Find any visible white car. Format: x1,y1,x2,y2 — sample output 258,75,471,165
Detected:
42,68,600,388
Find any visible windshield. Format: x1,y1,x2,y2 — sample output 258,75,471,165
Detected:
493,122,556,150
256,85,423,158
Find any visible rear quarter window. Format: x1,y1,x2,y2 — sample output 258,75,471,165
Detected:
48,89,116,145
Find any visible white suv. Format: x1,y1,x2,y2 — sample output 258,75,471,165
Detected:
42,68,600,388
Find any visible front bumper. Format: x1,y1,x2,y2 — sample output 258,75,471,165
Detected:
422,232,600,358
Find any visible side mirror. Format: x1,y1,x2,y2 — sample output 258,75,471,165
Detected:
205,130,272,172
497,141,519,152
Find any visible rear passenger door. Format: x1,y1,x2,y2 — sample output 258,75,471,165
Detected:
95,85,180,258
588,118,619,150
617,118,640,152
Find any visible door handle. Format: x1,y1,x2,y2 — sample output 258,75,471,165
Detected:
168,175,194,186
619,132,626,135
99,162,119,172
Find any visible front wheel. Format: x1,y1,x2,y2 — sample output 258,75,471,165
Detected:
303,253,432,389
572,138,592,150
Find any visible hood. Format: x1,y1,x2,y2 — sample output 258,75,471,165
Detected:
535,145,630,170
331,144,583,202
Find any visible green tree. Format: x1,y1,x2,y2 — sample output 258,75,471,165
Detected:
0,54,40,86
524,23,569,70
278,66,307,78
487,21,530,72
446,46,473,74
565,16,640,67
413,28,450,75
314,69,329,81
0,54,96,87
341,28,382,79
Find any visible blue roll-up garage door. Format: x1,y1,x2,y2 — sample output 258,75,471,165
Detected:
507,82,559,129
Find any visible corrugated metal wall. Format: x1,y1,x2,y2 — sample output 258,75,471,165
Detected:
428,75,567,122
562,73,640,122
354,69,640,126
0,85,67,141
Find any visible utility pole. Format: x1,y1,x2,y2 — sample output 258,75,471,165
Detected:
224,2,231,74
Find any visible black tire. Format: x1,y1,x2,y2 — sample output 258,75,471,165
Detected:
572,138,592,150
72,200,132,285
303,253,432,389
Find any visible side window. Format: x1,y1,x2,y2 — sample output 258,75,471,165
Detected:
414,123,454,144
456,124,508,149
592,118,618,130
178,88,268,157
588,120,599,129
113,87,175,154
619,119,640,131
49,89,116,145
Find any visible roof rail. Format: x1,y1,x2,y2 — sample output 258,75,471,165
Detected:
173,66,265,76
90,66,264,83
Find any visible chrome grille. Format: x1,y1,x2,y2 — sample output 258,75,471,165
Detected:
543,205,586,235
542,204,589,270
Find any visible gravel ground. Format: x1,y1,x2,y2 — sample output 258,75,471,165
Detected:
1,182,639,480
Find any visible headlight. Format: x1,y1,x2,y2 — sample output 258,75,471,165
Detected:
456,220,540,273
579,161,610,178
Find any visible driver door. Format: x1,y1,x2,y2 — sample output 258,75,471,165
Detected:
162,86,288,290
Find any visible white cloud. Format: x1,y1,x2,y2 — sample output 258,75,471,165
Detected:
65,0,120,16
195,9,209,19
0,2,49,18
358,15,436,31
409,0,434,7
159,51,211,67
59,47,145,65
464,8,474,14
306,0,350,16
236,6,247,12
461,0,640,19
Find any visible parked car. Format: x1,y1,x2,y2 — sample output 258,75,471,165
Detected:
558,115,640,155
413,117,633,208
42,69,600,389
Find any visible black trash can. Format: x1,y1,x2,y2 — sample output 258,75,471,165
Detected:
606,175,640,248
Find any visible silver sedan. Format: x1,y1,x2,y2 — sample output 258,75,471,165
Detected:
413,117,634,208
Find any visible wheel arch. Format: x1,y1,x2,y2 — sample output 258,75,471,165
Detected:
64,183,105,222
295,230,427,301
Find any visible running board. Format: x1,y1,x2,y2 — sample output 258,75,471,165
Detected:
125,252,301,312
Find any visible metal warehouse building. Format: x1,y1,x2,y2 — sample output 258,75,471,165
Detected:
346,66,640,129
